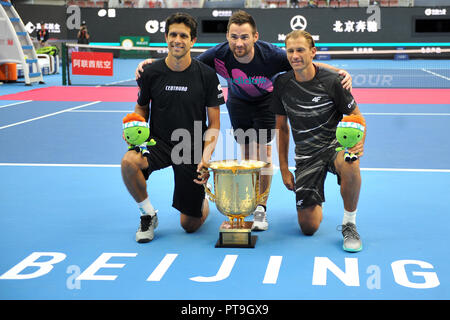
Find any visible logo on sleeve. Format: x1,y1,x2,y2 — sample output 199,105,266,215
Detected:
217,84,224,99
348,99,355,109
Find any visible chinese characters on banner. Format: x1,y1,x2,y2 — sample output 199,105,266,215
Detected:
72,51,113,76
333,20,378,33
36,22,61,33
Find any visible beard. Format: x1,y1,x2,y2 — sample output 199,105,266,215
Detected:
231,46,251,58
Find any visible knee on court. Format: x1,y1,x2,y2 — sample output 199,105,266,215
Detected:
180,217,203,233
297,206,322,236
298,220,320,236
181,205,210,233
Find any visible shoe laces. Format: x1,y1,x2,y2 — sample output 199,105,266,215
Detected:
140,215,155,231
337,223,360,240
254,209,267,222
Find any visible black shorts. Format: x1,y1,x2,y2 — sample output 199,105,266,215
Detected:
140,137,205,218
294,148,340,209
226,97,276,145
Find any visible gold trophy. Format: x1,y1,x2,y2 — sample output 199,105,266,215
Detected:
204,160,269,248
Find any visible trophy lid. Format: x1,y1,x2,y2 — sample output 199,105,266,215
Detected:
208,159,267,173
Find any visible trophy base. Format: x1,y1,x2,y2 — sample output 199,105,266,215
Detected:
215,221,257,248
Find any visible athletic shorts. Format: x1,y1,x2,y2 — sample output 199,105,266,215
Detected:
226,98,276,145
140,137,205,218
294,148,341,209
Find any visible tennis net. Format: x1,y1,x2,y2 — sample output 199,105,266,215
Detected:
61,42,450,88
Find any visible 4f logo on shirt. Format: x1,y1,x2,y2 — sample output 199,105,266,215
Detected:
312,97,321,102
348,99,355,109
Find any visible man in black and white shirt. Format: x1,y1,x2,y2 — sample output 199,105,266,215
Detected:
272,30,366,252
121,13,224,243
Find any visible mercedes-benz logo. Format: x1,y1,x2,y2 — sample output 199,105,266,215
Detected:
290,15,307,30
145,20,159,34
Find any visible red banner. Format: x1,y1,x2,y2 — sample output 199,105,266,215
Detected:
71,51,113,76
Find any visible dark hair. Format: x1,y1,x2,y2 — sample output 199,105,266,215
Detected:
165,12,198,40
227,10,257,34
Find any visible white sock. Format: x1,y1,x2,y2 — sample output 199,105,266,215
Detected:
342,209,357,225
137,197,155,216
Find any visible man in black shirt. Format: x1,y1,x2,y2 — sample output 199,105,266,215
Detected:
37,22,49,48
121,13,224,243
272,30,365,252
134,11,353,233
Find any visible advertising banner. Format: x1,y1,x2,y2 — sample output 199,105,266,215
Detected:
13,4,450,51
71,51,113,76
76,7,447,42
119,36,150,58
14,5,67,40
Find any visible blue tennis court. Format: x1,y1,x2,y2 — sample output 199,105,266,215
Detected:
0,58,449,303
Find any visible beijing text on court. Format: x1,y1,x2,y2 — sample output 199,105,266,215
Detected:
0,252,440,290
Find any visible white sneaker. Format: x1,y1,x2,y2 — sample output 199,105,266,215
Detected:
136,213,158,243
251,206,268,231
339,223,362,252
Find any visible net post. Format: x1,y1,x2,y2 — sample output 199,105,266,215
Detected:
67,44,71,85
61,42,67,86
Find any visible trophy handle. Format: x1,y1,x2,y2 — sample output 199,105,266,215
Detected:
257,188,270,203
204,182,215,202
255,171,269,204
